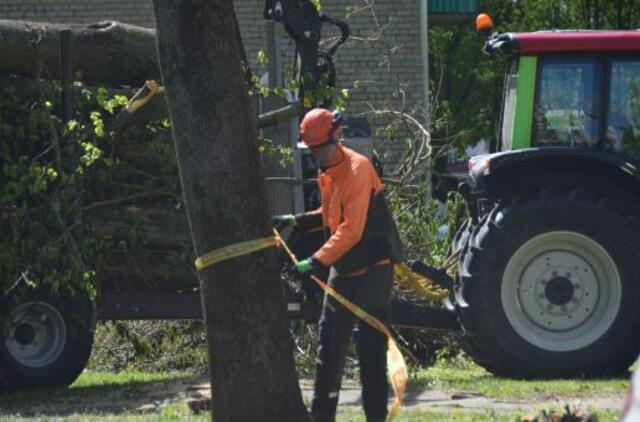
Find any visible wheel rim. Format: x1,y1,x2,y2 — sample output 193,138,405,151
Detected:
501,231,621,352
4,301,67,368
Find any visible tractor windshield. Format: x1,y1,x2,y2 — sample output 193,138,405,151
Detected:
533,58,602,148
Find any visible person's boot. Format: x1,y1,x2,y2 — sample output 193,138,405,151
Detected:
310,393,339,422
310,410,336,422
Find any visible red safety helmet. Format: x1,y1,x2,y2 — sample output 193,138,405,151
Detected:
299,108,343,147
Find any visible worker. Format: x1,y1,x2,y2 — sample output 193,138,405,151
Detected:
288,107,404,422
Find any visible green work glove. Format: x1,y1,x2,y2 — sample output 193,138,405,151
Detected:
295,258,315,275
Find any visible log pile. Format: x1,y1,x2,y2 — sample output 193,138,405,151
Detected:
0,19,301,128
0,19,158,86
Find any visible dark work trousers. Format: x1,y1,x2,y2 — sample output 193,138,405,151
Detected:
310,263,394,422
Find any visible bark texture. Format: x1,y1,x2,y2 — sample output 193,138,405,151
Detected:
151,1,310,421
0,19,158,86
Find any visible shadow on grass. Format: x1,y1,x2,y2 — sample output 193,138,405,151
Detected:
0,373,205,417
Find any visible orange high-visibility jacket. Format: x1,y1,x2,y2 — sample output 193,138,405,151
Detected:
311,145,383,266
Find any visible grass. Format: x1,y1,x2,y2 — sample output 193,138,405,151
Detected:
1,369,194,397
337,407,620,422
0,407,205,422
0,407,621,422
72,370,195,388
408,353,630,399
0,370,198,417
0,357,630,421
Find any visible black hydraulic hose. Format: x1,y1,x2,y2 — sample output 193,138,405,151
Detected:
318,12,350,56
317,50,336,87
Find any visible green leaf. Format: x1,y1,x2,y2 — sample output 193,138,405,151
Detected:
90,111,105,138
66,119,79,131
257,50,269,67
46,167,58,181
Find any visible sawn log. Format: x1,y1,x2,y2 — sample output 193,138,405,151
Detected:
0,19,158,86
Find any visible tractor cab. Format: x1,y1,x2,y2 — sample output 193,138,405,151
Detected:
480,14,640,159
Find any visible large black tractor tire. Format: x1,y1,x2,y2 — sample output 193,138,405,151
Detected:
1,286,95,390
457,190,640,378
450,218,473,256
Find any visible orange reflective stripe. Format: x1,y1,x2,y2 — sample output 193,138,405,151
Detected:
344,268,367,277
342,259,392,278
374,258,392,267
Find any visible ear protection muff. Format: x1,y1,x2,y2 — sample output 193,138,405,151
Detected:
331,110,343,128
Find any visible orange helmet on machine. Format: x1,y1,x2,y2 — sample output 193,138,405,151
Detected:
299,108,344,147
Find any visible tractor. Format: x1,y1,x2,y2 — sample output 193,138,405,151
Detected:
442,14,640,378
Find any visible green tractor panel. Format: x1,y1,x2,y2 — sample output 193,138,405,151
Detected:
451,18,640,377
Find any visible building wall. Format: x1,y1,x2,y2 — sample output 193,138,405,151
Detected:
0,0,155,26
239,0,426,163
0,0,426,163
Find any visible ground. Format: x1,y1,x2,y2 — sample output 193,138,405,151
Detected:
0,370,627,421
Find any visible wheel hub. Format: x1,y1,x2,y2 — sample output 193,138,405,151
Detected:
544,276,574,305
502,231,621,352
4,301,67,368
13,323,36,345
520,251,599,332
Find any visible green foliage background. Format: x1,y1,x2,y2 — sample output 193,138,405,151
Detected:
427,0,640,155
0,77,181,301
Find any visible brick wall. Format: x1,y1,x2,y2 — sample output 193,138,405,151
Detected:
237,0,426,163
237,0,426,126
0,0,426,164
0,0,155,27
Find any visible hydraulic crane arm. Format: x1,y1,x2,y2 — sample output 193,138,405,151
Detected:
264,0,349,109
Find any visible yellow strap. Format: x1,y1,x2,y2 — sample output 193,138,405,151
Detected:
394,263,449,301
194,236,280,271
125,80,165,113
274,228,408,422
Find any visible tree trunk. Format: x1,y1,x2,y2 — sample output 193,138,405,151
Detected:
151,1,310,421
0,19,159,86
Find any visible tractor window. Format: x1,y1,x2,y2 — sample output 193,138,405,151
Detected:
606,61,640,161
500,60,518,151
534,60,601,148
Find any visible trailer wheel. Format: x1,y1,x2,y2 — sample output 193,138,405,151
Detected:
1,286,95,389
457,190,640,378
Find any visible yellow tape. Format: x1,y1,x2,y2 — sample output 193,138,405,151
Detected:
194,236,280,271
274,228,408,422
386,338,407,420
394,263,449,301
125,80,165,114
303,94,314,108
